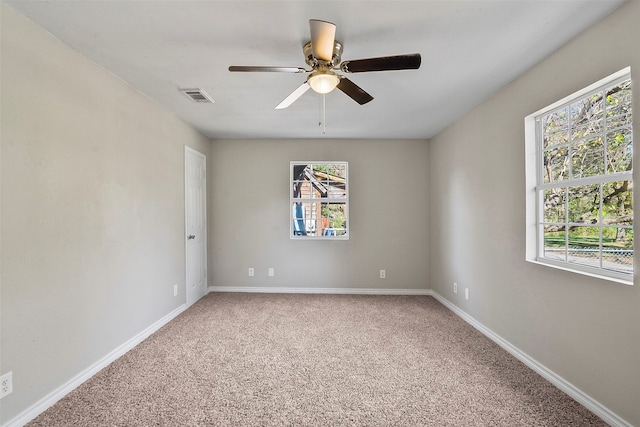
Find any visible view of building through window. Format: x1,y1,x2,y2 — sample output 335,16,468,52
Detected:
537,74,633,280
291,162,348,239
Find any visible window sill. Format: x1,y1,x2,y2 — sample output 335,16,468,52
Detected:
527,258,634,286
290,235,349,240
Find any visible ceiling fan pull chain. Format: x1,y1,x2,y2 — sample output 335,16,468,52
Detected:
321,93,326,134
319,94,322,128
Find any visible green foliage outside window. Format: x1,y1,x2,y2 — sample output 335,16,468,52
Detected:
540,78,633,275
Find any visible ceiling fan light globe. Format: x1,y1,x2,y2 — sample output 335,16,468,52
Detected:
309,73,340,94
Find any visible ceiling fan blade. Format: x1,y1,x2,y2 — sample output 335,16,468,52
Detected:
337,77,374,105
275,82,311,109
340,53,421,73
229,66,306,73
309,19,336,62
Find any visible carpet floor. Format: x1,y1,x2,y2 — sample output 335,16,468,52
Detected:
29,293,606,426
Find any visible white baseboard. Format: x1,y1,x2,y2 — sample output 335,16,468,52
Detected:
208,286,432,296
431,291,631,427
3,304,187,427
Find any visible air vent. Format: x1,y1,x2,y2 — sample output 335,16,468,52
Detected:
179,88,214,103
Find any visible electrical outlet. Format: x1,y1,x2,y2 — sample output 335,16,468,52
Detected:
268,268,274,277
173,284,178,296
465,288,469,300
380,269,386,279
1,372,13,399
248,268,254,277
454,282,458,293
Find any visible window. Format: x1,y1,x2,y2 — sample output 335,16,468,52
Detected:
525,68,633,284
291,162,348,239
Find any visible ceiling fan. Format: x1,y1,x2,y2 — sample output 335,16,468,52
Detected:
229,19,421,109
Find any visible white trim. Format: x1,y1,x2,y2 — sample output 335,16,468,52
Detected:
431,291,632,427
208,286,431,296
3,304,187,427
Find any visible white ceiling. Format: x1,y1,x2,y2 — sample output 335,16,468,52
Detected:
5,0,626,140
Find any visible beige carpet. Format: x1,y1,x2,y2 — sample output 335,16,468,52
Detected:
29,293,606,426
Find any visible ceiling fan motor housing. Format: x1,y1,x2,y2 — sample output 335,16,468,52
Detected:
303,40,343,68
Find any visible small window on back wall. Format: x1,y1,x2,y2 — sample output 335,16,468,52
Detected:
525,67,633,284
291,162,348,239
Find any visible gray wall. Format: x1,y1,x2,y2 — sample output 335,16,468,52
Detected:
0,5,211,423
209,139,430,291
429,1,640,425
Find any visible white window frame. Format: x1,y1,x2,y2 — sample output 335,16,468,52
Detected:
290,161,349,240
525,67,633,285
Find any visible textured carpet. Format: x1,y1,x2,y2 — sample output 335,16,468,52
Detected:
29,293,606,426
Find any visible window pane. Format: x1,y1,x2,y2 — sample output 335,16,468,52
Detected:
292,202,305,235
571,135,604,178
567,226,600,268
312,163,345,178
572,119,604,141
292,180,309,198
311,184,325,198
321,202,347,226
319,202,347,236
292,202,321,236
306,220,323,237
606,128,633,174
602,227,633,274
606,110,632,130
327,180,347,199
571,95,604,141
606,81,632,129
568,185,599,224
602,181,632,225
333,228,347,237
543,188,565,223
542,108,569,148
543,146,569,183
327,163,346,179
544,130,569,148
543,225,566,262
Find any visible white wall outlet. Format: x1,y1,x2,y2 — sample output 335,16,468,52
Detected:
248,268,254,277
173,284,178,297
454,282,458,293
1,372,13,399
380,269,386,279
465,288,469,300
268,268,274,277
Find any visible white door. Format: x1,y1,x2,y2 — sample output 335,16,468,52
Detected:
185,146,207,307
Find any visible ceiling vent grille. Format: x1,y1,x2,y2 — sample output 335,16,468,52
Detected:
180,88,214,103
